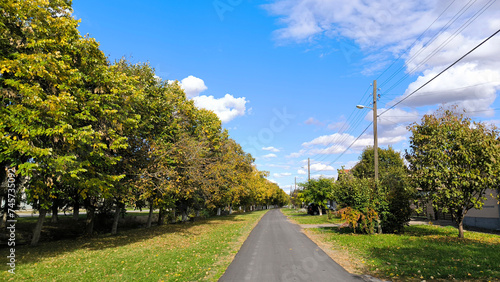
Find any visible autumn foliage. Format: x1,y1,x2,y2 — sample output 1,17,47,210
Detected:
0,0,288,245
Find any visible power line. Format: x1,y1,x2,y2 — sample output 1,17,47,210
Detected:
379,27,500,117
314,123,372,173
375,0,458,82
381,0,496,97
301,84,372,165
379,0,479,90
309,0,486,172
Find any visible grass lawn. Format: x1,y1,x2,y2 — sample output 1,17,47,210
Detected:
2,210,268,281
307,224,500,281
281,208,342,225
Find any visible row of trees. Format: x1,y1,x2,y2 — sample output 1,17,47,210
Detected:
297,107,500,238
0,0,288,246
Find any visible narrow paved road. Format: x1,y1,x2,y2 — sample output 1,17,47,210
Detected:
219,209,364,281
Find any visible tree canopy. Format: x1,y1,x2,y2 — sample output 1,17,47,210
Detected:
0,0,287,245
351,147,414,233
406,107,500,238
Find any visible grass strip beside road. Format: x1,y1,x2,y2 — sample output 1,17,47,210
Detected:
306,224,500,281
281,208,342,225
2,210,268,281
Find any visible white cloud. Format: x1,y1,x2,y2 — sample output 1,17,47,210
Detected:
193,94,247,123
298,130,406,156
262,153,278,159
266,164,291,169
266,0,500,163
179,75,248,123
273,172,292,178
310,163,335,171
266,0,500,112
262,146,281,152
304,117,324,126
302,133,354,147
180,75,208,98
390,63,500,115
297,169,307,175
286,149,306,158
264,1,444,49
377,108,421,126
327,115,349,131
310,145,347,155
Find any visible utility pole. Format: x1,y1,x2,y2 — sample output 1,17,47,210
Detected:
373,80,378,184
373,80,381,234
307,158,310,181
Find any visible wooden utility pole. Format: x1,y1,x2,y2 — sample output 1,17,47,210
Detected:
307,158,310,181
373,80,381,234
373,80,378,184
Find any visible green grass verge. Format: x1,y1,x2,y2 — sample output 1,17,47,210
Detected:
2,210,268,281
281,208,341,224
310,224,500,281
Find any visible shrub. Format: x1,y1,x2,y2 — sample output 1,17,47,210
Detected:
336,207,378,234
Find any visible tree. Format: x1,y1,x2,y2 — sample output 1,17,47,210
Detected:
299,178,334,215
352,147,415,233
1,0,108,244
406,107,500,238
1,1,140,242
332,171,377,234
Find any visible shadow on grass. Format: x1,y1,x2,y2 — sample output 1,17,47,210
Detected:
10,211,255,266
365,237,500,280
319,225,500,280
289,214,313,217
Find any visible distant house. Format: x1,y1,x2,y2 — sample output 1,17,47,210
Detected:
422,188,500,231
464,189,500,230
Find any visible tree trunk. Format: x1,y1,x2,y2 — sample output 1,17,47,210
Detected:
158,207,165,226
146,204,154,228
0,195,5,228
51,197,59,223
217,207,221,216
181,210,187,222
457,213,465,238
85,205,95,235
458,221,464,238
73,200,80,221
181,205,188,222
229,205,232,214
1,197,6,228
171,208,176,223
243,206,246,213
73,195,80,221
111,204,122,235
31,209,47,246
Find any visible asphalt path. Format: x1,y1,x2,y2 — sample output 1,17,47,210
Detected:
219,209,364,282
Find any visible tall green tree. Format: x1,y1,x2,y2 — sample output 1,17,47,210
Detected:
1,0,136,242
406,107,500,238
299,178,334,215
352,147,414,233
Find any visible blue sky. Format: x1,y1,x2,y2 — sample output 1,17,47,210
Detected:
73,0,500,194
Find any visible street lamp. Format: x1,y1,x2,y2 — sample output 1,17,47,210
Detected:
356,81,378,184
356,105,372,110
